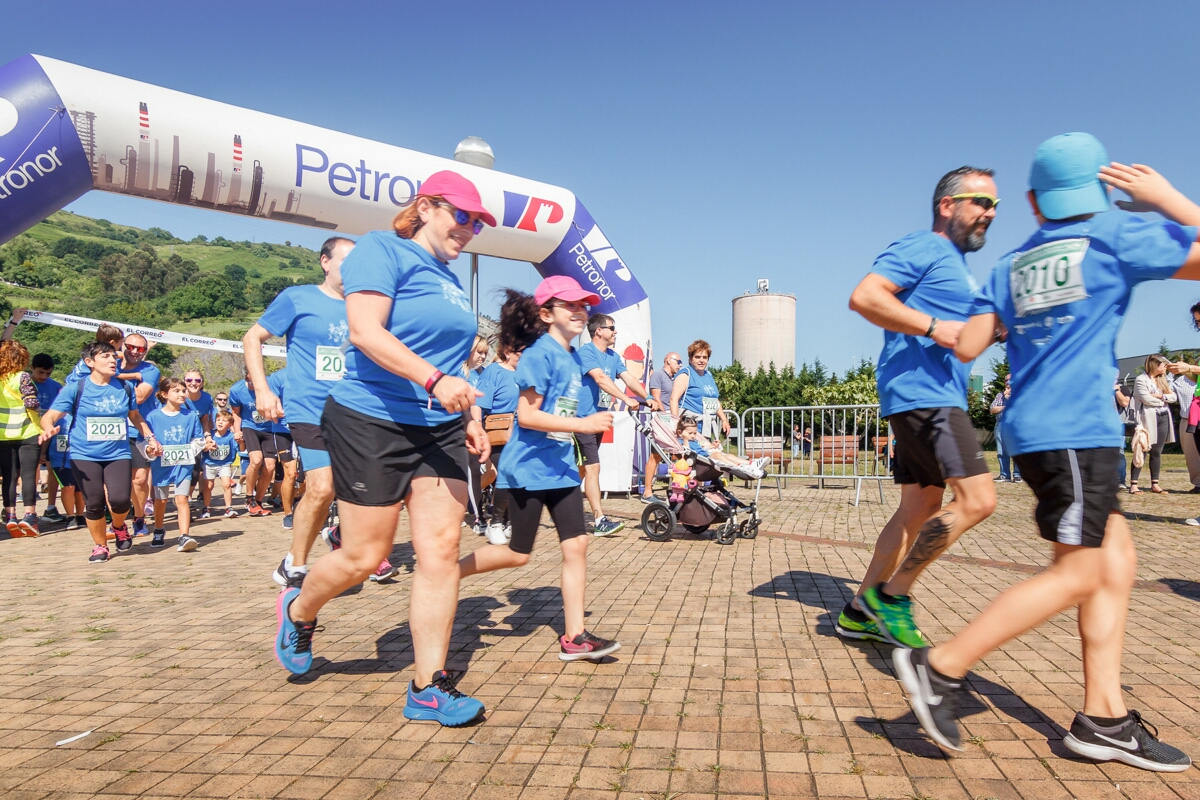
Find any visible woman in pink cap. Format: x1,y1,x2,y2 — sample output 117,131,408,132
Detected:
457,276,622,662
274,170,495,726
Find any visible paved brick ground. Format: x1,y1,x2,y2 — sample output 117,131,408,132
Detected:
4,467,1200,799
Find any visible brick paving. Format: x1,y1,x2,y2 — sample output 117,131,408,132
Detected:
3,468,1200,799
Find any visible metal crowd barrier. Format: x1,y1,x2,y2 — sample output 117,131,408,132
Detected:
734,404,890,505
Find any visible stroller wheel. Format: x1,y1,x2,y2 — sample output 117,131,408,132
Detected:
738,518,760,539
682,524,710,535
641,503,676,542
715,521,737,545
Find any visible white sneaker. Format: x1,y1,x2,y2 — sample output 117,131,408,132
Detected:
177,536,198,552
503,524,512,542
485,523,508,545
1186,518,1200,527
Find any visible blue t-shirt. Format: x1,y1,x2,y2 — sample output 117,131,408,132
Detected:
47,413,72,469
144,407,204,488
871,231,978,416
497,334,585,491
184,391,215,431
122,360,162,438
34,377,62,413
477,363,519,416
228,379,270,432
267,370,290,433
256,284,349,426
330,231,477,426
204,430,237,467
677,366,720,415
467,367,485,388
686,439,711,457
578,341,623,414
50,378,136,462
974,211,1195,455
64,359,89,386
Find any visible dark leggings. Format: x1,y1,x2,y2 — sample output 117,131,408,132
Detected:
0,435,40,508
490,446,509,524
1131,412,1172,484
71,459,133,520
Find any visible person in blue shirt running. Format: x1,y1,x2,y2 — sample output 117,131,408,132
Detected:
228,369,277,517
275,171,493,728
117,333,163,538
182,369,216,506
470,344,520,544
45,410,84,531
144,377,209,552
838,166,1000,649
244,236,358,586
577,314,657,537
200,410,239,519
459,277,621,663
894,134,1200,773
40,341,160,564
30,352,67,523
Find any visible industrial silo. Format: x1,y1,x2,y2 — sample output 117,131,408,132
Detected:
732,279,796,370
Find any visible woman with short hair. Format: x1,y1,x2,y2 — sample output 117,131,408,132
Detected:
670,339,730,440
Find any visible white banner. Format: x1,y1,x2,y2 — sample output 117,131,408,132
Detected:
15,309,286,358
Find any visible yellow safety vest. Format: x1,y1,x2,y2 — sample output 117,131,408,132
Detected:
0,372,40,442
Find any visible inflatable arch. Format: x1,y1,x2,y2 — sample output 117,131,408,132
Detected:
0,54,652,361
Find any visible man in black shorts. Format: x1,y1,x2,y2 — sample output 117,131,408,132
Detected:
840,166,999,648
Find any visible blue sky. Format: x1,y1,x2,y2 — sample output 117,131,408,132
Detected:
7,1,1200,377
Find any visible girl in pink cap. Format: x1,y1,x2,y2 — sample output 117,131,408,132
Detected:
275,170,496,727
457,276,622,662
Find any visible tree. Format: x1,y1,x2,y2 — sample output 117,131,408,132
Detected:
167,275,250,319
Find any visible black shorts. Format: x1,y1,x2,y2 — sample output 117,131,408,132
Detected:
241,428,276,459
128,439,150,470
322,398,469,507
577,432,601,467
1014,448,1120,548
506,485,587,555
272,431,294,463
289,422,326,452
51,465,76,489
888,407,988,488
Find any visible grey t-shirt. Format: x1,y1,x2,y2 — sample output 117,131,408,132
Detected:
648,369,677,402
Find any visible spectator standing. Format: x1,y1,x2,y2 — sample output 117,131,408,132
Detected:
989,374,1020,482
640,352,681,502
0,341,42,536
1130,354,1175,494
1168,368,1200,492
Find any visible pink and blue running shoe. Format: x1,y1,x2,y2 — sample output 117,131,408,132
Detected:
403,670,485,726
275,587,319,675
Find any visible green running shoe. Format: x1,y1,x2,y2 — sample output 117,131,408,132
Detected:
861,584,929,649
835,605,885,642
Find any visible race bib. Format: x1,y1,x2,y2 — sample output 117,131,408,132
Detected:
160,444,194,467
86,417,126,442
211,444,230,461
599,390,612,409
1010,238,1090,317
251,410,265,424
548,396,579,443
315,345,346,382
54,435,69,453
702,397,720,417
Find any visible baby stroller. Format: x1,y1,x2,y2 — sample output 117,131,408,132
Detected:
632,411,761,545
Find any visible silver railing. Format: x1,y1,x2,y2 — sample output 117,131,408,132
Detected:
735,404,889,505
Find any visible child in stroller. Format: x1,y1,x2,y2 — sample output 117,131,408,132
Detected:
676,417,769,480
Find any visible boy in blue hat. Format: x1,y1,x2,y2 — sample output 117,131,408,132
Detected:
895,133,1200,771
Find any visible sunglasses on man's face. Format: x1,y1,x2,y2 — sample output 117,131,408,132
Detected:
950,193,1000,211
125,344,147,354
435,202,485,235
216,397,227,402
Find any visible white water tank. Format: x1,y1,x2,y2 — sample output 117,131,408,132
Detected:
732,280,796,370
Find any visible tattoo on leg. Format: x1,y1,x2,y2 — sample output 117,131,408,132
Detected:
896,511,956,580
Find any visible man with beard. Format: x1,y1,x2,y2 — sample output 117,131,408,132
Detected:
117,333,162,537
837,166,999,648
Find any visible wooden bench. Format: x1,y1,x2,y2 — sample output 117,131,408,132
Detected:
818,434,884,505
741,435,790,498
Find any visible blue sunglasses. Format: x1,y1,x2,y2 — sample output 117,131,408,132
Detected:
436,202,485,235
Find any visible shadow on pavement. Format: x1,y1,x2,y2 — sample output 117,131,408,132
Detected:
1159,577,1200,601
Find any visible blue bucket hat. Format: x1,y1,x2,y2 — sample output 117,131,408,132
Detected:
1029,132,1111,220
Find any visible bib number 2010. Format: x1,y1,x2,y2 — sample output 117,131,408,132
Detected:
1010,238,1090,317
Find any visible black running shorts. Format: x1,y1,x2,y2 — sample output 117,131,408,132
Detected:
272,431,294,463
289,422,327,452
577,432,601,467
241,428,274,459
321,397,470,507
506,485,587,555
1014,448,1120,548
888,407,988,488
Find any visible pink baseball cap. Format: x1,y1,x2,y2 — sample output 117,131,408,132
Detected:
534,275,601,307
417,170,497,227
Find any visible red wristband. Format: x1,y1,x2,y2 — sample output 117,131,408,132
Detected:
424,370,445,393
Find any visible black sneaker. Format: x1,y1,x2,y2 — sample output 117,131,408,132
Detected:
1063,710,1192,772
893,646,964,752
559,630,621,662
112,524,133,552
151,529,166,548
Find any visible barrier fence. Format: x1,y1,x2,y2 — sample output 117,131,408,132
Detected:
735,404,890,505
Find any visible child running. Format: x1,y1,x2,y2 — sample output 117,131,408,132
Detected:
39,341,159,563
458,277,621,662
143,377,209,551
200,410,239,518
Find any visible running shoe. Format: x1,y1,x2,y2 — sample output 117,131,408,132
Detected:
861,584,929,649
112,524,133,552
275,587,318,675
894,646,964,752
559,630,621,662
503,524,512,542
89,544,109,563
369,560,398,582
1186,518,1200,528
177,536,198,552
835,604,885,643
637,494,659,505
267,496,283,509
485,522,508,545
65,516,81,531
403,670,485,726
151,529,166,548
272,556,293,587
17,513,39,538
224,507,239,518
143,500,154,517
5,513,20,537
592,517,625,537
248,501,272,517
1063,710,1192,772
198,507,212,519
132,517,149,538
322,524,342,551
41,506,64,523
472,520,487,537
282,514,294,531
